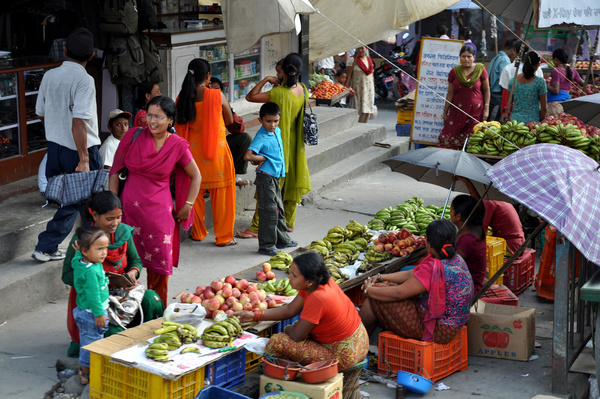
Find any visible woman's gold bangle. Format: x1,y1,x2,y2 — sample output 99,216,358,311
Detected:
185,201,194,206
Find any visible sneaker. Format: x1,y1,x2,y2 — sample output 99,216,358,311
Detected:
32,249,66,262
236,176,250,187
276,240,299,249
258,248,279,257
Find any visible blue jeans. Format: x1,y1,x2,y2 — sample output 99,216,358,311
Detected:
35,142,101,253
73,306,108,368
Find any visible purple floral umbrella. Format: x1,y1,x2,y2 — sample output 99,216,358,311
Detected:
487,143,600,265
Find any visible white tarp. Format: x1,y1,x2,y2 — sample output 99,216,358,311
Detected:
222,0,461,61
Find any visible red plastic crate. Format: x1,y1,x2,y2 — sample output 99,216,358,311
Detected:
345,285,366,306
480,284,519,306
504,248,536,295
377,326,468,382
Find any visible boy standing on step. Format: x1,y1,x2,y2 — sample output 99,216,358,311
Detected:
244,102,298,256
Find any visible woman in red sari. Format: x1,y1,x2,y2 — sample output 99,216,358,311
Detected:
438,46,490,149
109,96,201,305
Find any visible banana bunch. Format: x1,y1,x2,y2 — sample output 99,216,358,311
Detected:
345,220,373,241
201,317,243,348
258,278,298,296
307,239,331,257
367,218,386,231
472,120,501,134
537,123,591,153
325,226,350,245
367,198,438,234
365,248,393,263
414,207,436,236
327,251,353,266
152,322,199,351
434,205,451,219
500,120,536,150
587,135,600,162
356,259,375,274
324,258,349,284
267,251,294,272
145,342,171,362
332,241,360,263
467,121,528,156
349,237,369,252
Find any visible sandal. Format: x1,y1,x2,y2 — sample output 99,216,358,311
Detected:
276,240,298,249
216,238,238,247
235,229,258,239
286,226,294,232
79,370,89,385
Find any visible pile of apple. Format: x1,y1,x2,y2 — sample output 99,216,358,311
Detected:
181,275,276,319
373,228,427,257
256,263,276,282
537,113,600,137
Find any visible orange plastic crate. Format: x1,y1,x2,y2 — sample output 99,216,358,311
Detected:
535,226,557,300
396,108,414,124
377,326,468,382
486,236,507,285
345,285,366,307
504,248,536,295
89,352,204,399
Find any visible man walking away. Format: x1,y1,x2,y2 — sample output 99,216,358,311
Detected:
32,27,102,262
487,39,515,121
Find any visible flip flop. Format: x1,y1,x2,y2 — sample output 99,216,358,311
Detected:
276,240,298,249
258,248,279,256
78,370,89,385
286,227,294,232
216,238,237,247
236,229,258,239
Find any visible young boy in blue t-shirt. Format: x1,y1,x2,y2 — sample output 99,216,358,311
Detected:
244,102,298,256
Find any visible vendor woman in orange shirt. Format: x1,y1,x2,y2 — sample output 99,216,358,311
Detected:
233,251,369,370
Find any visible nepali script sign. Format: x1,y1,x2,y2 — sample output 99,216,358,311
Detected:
536,0,600,29
412,38,463,144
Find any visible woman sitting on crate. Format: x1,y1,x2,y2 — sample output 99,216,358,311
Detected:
233,251,369,370
450,194,487,293
359,219,474,344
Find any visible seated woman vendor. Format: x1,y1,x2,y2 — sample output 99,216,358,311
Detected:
233,251,369,370
359,218,474,344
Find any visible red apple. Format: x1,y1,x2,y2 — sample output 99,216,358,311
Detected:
222,283,232,290
388,232,398,241
232,302,244,312
374,244,385,252
262,263,272,273
250,297,261,306
247,283,258,293
243,302,253,311
384,243,394,252
195,285,206,296
203,287,215,299
378,233,388,244
265,271,276,280
219,304,230,311
405,236,415,246
222,286,233,298
391,247,400,257
267,298,277,308
226,296,237,308
399,228,411,239
180,292,193,303
216,290,223,297
224,275,237,286
257,290,267,301
399,249,409,257
256,271,267,282
212,310,225,319
207,298,221,311
398,239,408,249
214,294,225,305
249,291,259,301
211,280,224,291
226,309,234,316
258,301,268,311
393,240,401,247
236,279,249,291
239,294,250,304
406,246,415,253
191,295,202,304
202,298,210,308
232,287,241,298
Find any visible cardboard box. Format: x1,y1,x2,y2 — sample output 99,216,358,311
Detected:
467,300,535,361
259,373,343,399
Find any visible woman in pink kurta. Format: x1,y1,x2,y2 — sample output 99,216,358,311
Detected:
438,46,490,150
110,96,201,305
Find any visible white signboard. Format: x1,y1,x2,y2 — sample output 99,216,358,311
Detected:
411,38,464,144
537,0,600,28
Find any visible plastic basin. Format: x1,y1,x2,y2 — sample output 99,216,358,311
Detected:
300,359,339,384
261,358,302,381
397,371,433,394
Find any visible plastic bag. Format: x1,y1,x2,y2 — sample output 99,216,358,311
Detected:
243,337,269,356
163,303,206,327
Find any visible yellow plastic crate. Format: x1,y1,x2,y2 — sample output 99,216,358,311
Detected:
486,236,507,285
89,352,205,399
397,108,414,124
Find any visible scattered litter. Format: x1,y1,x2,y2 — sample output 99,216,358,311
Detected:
11,356,34,359
535,341,542,348
529,355,539,361
587,339,594,349
0,321,6,327
521,374,529,377
49,301,56,304
436,382,450,391
360,391,370,397
337,198,343,201
387,383,397,389
536,312,544,315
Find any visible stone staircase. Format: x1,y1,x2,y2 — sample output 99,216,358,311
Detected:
0,105,409,322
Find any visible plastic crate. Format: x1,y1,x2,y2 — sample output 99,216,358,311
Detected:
274,315,301,334
89,352,204,399
535,226,557,300
397,108,414,124
206,348,246,390
396,123,411,137
504,248,536,295
195,385,251,399
345,285,366,307
480,284,519,306
377,325,468,382
486,236,507,285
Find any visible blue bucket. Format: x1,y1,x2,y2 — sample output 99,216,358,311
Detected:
397,371,433,395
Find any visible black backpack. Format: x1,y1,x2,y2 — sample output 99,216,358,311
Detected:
99,0,139,35
137,0,159,30
139,34,163,84
105,34,146,85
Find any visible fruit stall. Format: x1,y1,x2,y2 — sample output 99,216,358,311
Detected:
309,74,353,106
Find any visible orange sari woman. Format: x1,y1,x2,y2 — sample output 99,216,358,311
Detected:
175,58,236,246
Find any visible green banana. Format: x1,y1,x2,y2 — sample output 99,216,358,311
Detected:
180,347,201,354
153,326,178,335
202,339,230,348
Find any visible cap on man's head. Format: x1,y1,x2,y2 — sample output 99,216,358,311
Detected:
107,109,132,125
66,28,94,59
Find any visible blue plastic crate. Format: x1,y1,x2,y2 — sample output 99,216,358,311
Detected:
195,385,251,399
274,315,301,334
206,348,246,390
396,123,411,136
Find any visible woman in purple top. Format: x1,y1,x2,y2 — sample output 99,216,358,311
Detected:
450,195,487,293
547,49,582,103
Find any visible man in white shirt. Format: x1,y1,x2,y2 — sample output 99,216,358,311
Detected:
314,56,335,80
32,28,102,262
499,41,544,90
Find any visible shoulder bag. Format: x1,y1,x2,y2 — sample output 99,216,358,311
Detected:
302,84,319,146
117,127,143,196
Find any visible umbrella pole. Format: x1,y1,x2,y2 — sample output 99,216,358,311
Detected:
472,221,548,304
441,177,456,218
